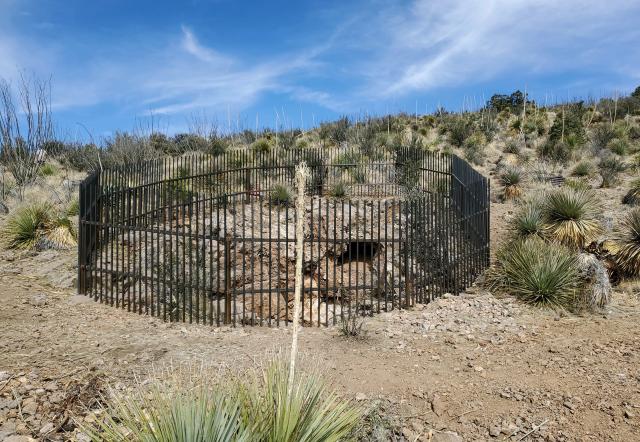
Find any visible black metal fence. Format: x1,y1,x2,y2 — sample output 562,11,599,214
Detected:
78,147,489,326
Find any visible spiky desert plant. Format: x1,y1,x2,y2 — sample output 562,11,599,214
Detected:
328,181,347,199
491,237,580,309
614,208,640,276
622,178,640,205
66,197,80,217
542,188,602,249
499,167,524,200
240,360,361,442
270,184,294,206
88,378,250,442
2,202,53,249
44,216,77,248
571,161,594,177
511,199,545,239
607,138,629,156
599,155,626,188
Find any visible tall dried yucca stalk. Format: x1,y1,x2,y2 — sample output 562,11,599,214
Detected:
288,162,308,397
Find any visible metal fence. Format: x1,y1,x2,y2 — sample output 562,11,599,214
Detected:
78,147,489,326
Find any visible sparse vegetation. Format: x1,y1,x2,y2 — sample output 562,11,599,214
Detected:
2,202,76,249
571,161,594,177
599,155,626,188
328,181,348,199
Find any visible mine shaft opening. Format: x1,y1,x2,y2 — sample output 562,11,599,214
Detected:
334,241,381,265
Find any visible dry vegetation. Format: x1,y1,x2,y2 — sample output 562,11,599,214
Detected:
1,83,640,440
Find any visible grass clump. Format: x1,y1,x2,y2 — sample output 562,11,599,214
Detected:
39,162,58,177
571,161,594,177
608,138,629,156
269,184,293,206
542,188,602,249
498,167,524,200
614,209,640,277
339,309,367,339
88,360,360,442
328,181,348,199
490,237,580,309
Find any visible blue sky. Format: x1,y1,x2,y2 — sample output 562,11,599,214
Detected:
1,0,639,140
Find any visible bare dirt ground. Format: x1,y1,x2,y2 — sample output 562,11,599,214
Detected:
1,242,639,441
2,158,640,441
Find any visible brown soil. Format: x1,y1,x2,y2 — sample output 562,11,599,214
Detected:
2,153,640,441
1,241,640,441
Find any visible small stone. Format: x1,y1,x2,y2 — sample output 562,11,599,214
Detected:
20,399,37,415
39,422,54,436
355,392,367,401
431,394,446,417
4,436,36,442
76,432,91,442
624,409,635,419
489,425,501,437
474,366,484,372
0,371,10,382
433,431,463,442
29,293,48,307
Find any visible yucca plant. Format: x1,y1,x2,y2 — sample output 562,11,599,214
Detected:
607,138,629,156
490,237,580,309
66,197,80,217
2,202,77,249
614,208,640,277
87,377,251,441
240,360,360,442
571,161,594,177
270,184,293,206
499,167,524,200
622,178,640,205
511,200,545,239
2,202,53,249
542,188,602,249
88,360,360,442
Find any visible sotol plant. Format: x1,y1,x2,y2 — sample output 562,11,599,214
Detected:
614,208,640,277
491,237,580,309
542,188,602,249
2,202,76,250
88,360,360,442
499,167,524,200
269,184,293,206
511,199,545,239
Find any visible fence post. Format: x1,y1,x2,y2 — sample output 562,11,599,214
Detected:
78,180,86,295
224,234,232,324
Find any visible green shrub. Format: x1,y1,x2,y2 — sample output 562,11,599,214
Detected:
208,137,229,157
446,116,473,147
251,138,272,154
504,139,521,154
462,132,486,165
599,155,626,188
542,188,602,248
537,140,572,163
328,181,348,198
571,161,594,177
591,124,617,150
66,198,80,217
614,208,640,276
607,138,629,156
89,360,360,442
491,238,580,308
270,184,293,206
39,162,58,177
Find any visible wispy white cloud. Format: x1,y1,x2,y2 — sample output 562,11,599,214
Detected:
340,0,640,99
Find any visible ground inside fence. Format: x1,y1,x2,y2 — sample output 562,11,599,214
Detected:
78,148,490,326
